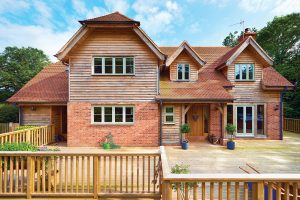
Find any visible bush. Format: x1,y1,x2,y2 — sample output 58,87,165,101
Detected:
0,142,38,151
180,124,191,133
171,164,190,174
0,103,19,123
15,125,37,131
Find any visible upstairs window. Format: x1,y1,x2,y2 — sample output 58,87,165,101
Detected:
235,64,254,81
92,57,134,75
164,106,175,124
177,64,190,81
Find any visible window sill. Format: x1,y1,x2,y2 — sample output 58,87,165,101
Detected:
91,122,134,126
234,80,255,82
174,80,191,82
92,74,135,76
164,122,175,125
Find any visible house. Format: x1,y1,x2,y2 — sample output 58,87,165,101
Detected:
7,12,293,147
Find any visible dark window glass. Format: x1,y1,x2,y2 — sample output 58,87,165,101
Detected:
125,107,133,122
246,107,253,133
165,116,174,122
185,65,189,80
248,64,254,80
227,105,233,125
94,107,102,122
94,58,102,74
237,107,244,133
115,58,123,74
235,65,240,80
242,65,247,79
115,107,123,122
105,58,113,74
177,65,183,80
126,58,134,74
257,105,264,135
165,107,173,113
104,107,112,122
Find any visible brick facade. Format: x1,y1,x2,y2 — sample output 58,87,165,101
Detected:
67,102,159,147
267,102,281,140
209,104,222,138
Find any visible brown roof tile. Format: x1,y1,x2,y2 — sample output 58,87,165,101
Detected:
7,62,68,103
79,12,140,25
262,67,294,88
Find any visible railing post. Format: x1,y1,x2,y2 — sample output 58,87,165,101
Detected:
26,130,31,143
9,122,13,132
161,180,172,200
93,156,98,199
26,156,32,199
51,124,55,143
252,181,264,200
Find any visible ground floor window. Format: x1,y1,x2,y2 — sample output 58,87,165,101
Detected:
92,106,134,124
257,105,265,135
164,106,175,124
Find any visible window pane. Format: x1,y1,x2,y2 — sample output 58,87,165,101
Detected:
184,65,189,80
94,107,102,122
125,107,133,122
104,107,112,122
235,65,240,80
227,105,233,125
94,58,102,66
166,116,174,123
237,107,243,133
246,107,253,133
165,107,173,113
94,107,102,114
257,105,264,135
126,58,134,74
104,58,113,74
248,64,254,80
115,107,123,122
115,58,123,74
94,115,102,122
242,65,247,79
177,64,183,80
94,58,102,74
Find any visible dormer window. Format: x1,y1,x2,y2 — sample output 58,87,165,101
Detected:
177,64,190,81
235,64,254,81
92,57,134,75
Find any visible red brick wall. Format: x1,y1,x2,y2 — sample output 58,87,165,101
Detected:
67,102,159,147
209,104,222,137
267,102,281,140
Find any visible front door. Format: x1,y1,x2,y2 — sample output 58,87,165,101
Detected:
236,105,254,137
186,105,204,141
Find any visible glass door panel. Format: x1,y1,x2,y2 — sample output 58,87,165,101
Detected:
235,106,254,137
237,107,244,134
246,107,253,134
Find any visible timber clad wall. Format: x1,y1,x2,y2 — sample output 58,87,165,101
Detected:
169,51,199,81
22,106,51,126
162,104,182,134
67,102,159,147
69,28,158,101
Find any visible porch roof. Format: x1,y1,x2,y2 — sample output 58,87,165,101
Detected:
157,81,234,102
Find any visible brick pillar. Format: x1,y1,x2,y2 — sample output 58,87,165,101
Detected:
209,104,222,138
267,102,281,139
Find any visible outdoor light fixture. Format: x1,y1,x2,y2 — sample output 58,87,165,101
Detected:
274,105,279,111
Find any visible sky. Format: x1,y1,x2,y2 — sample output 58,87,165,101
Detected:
0,0,299,61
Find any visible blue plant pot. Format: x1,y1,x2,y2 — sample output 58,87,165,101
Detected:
227,141,235,150
181,141,189,150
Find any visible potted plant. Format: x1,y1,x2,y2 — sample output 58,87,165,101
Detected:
180,124,191,150
226,124,236,150
103,138,111,150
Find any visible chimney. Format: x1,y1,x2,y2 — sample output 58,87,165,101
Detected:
238,28,256,42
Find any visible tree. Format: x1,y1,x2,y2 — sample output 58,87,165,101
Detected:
222,28,257,47
0,47,51,101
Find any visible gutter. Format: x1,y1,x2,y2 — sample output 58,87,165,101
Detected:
280,86,288,140
159,100,163,146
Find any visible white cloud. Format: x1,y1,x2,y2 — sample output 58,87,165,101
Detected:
104,0,129,14
71,0,88,15
202,0,229,7
189,22,202,33
33,1,53,27
239,0,300,14
71,0,106,19
0,0,30,14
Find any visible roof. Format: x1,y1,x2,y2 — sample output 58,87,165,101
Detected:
165,41,206,67
79,12,140,25
262,67,294,89
7,62,68,103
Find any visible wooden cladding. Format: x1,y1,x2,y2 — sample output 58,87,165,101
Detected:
69,28,159,101
0,125,55,146
284,118,300,133
0,152,161,199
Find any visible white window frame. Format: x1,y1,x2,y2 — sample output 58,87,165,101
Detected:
92,57,135,75
164,106,175,124
234,63,255,81
92,105,134,125
235,105,255,137
177,64,190,81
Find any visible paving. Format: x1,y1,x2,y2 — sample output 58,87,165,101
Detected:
165,131,300,173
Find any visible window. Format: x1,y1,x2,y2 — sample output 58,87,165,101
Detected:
177,64,190,81
257,105,265,135
227,105,233,125
164,106,174,124
92,106,134,124
92,57,134,75
235,64,254,81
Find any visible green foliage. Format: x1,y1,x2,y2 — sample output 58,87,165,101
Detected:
99,133,121,149
180,124,191,134
15,125,37,131
222,28,257,47
0,103,19,123
226,124,236,141
171,164,194,200
0,46,51,101
171,164,190,174
0,142,38,151
223,14,300,118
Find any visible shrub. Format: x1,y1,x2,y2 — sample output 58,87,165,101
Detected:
226,124,236,140
180,124,191,133
0,103,19,123
0,142,38,151
15,125,37,131
98,133,121,149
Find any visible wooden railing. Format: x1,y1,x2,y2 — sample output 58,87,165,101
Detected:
0,123,19,134
159,147,300,200
0,125,55,146
0,151,161,199
284,118,300,133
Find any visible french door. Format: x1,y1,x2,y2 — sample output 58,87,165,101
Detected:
235,105,254,137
